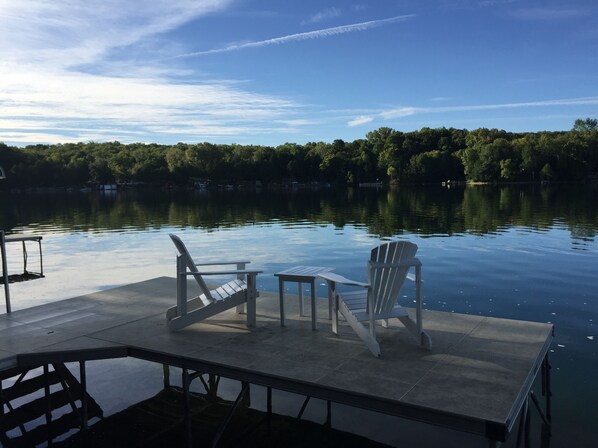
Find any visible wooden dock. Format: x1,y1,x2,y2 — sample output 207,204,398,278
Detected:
0,277,553,446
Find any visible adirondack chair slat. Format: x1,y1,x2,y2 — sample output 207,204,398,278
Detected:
320,241,432,357
212,288,226,301
219,283,234,296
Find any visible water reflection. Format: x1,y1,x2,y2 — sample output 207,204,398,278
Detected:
1,185,596,246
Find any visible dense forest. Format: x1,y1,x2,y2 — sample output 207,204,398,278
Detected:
1,118,596,189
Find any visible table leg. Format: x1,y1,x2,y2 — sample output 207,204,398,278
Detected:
298,282,304,316
278,278,285,327
328,284,333,320
310,280,317,330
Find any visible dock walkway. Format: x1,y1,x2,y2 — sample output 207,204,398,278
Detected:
0,277,553,446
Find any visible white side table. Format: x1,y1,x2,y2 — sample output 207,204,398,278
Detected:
275,266,334,330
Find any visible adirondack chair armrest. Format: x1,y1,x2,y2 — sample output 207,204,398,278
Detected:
369,257,421,269
318,272,369,288
185,269,262,276
194,260,251,267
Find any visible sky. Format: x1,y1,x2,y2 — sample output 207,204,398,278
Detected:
1,0,597,146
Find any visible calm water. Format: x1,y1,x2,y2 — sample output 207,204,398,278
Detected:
1,185,597,447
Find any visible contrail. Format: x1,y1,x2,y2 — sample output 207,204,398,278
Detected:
172,14,415,58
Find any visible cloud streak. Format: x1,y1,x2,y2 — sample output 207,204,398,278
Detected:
348,116,374,127
0,0,233,68
380,96,598,120
509,8,587,21
172,14,416,58
345,96,598,129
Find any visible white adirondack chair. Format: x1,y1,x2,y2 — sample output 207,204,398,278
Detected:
167,234,262,331
319,241,432,357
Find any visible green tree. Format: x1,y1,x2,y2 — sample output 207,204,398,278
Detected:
165,145,188,183
185,143,225,180
320,139,350,183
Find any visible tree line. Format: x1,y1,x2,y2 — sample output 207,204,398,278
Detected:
0,118,596,188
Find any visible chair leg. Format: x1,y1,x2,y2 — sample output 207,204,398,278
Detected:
327,282,339,335
338,301,380,357
246,275,257,328
397,315,432,350
332,293,339,335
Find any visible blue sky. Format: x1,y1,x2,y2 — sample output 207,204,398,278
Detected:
1,0,597,146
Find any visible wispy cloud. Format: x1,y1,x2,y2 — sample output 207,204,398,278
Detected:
172,15,416,58
352,5,369,13
348,116,374,127
478,0,519,7
0,0,232,68
304,7,342,24
0,1,313,145
509,8,586,21
0,66,298,144
380,107,418,119
276,119,320,126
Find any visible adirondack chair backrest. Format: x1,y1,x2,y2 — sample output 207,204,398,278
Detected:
368,241,418,316
169,234,211,297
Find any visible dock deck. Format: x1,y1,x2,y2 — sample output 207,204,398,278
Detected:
0,277,553,445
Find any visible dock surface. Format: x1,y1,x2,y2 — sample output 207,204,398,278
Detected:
0,277,553,443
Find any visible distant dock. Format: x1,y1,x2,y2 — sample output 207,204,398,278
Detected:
0,277,553,446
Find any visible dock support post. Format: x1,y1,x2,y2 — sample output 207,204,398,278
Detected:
326,400,332,428
267,387,272,433
267,387,272,415
542,353,552,422
540,352,552,445
208,374,218,402
80,361,89,430
515,397,530,448
524,398,531,448
1,230,11,313
0,376,3,418
162,364,170,389
182,368,192,448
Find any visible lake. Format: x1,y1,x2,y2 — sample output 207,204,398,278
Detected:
1,184,596,447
